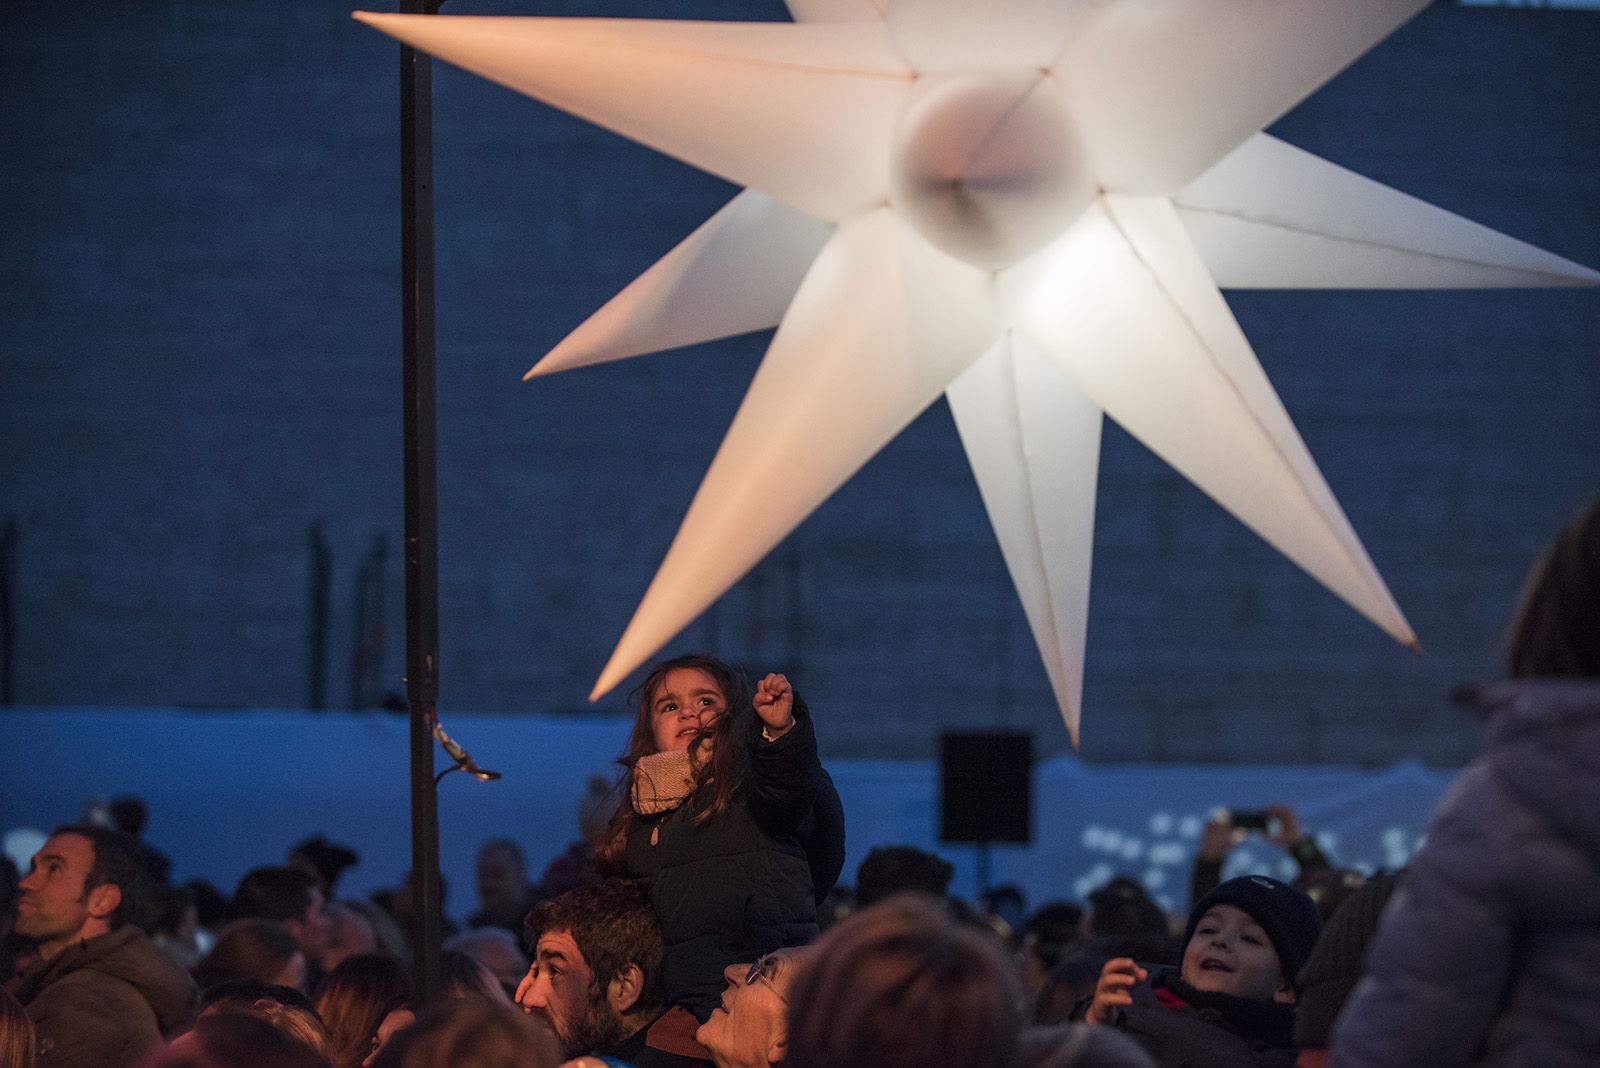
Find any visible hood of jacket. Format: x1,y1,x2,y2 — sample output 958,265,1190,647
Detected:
19,925,197,1034
1479,679,1600,862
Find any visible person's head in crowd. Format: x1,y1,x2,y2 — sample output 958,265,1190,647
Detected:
288,837,360,897
234,867,331,972
1181,875,1321,1004
597,655,756,873
362,998,417,1068
197,995,334,1064
816,884,855,932
1293,866,1367,923
94,796,172,893
186,878,233,932
853,845,954,908
152,883,204,970
313,954,413,1068
198,918,309,992
537,839,603,901
201,978,319,1016
367,996,561,1068
322,901,378,972
475,839,532,917
1083,878,1166,940
785,894,1022,1068
374,870,448,933
1018,901,1085,992
441,947,512,1003
345,899,409,961
1,985,37,1068
446,926,528,999
577,774,616,846
1507,496,1600,678
16,824,144,960
1292,870,1403,1054
141,1010,332,1068
109,796,150,839
515,879,666,1059
696,946,812,1068
1013,1023,1156,1068
1031,950,1109,1026
626,653,751,759
981,884,1028,938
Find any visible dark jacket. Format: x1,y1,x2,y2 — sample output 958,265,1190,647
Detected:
625,698,840,1019
1331,681,1600,1067
604,1005,715,1067
1095,966,1297,1068
17,925,198,1067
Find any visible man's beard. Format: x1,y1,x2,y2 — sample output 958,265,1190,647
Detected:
14,893,85,943
533,997,632,1059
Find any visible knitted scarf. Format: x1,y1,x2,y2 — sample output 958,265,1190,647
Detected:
631,742,712,815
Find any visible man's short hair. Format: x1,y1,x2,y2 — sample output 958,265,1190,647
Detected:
52,824,144,929
233,867,318,923
855,845,954,907
523,880,664,1014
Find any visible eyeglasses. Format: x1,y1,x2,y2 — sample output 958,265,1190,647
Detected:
744,954,788,1004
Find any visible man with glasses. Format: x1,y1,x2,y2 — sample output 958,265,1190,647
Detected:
517,880,713,1067
696,948,813,1068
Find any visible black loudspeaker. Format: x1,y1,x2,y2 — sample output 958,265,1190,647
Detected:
940,731,1032,844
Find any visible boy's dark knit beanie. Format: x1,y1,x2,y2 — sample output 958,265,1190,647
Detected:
1185,875,1323,985
1292,871,1404,1048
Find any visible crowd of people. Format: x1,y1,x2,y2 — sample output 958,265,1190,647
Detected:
3,499,1597,1066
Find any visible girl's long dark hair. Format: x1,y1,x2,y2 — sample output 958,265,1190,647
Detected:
597,654,753,874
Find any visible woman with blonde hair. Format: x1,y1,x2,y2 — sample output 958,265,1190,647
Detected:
313,954,412,1068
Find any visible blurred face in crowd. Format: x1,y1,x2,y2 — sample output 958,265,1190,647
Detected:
1181,904,1292,1003
275,949,310,993
461,933,530,999
323,900,377,971
477,843,526,911
283,884,331,969
516,929,629,1058
697,950,802,1068
362,1006,416,1067
650,667,727,753
17,833,113,959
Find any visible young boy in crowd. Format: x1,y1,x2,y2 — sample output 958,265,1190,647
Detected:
1082,875,1321,1068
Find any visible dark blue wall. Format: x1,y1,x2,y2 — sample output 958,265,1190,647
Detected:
3,1,1597,763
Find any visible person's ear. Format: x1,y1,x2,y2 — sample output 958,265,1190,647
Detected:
1272,976,1297,1005
767,1033,787,1065
608,963,644,1016
85,882,121,922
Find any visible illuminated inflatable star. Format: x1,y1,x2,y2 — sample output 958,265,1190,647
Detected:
357,0,1597,744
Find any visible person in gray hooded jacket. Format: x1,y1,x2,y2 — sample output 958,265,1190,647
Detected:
14,825,198,1067
1331,499,1600,1067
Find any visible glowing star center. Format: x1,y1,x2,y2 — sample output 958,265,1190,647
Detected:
890,72,1093,270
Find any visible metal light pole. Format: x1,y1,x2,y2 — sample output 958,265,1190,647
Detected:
399,0,444,1004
